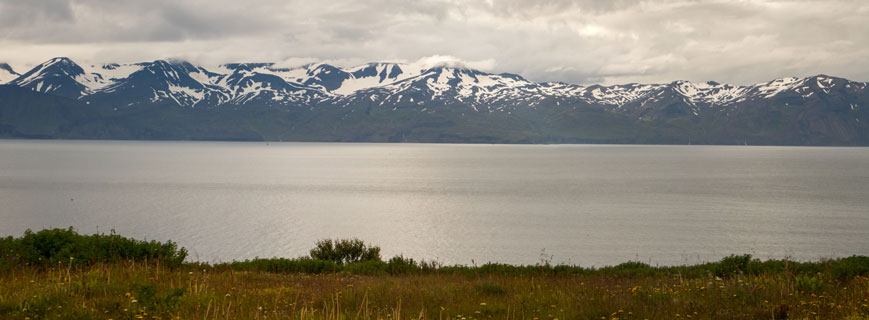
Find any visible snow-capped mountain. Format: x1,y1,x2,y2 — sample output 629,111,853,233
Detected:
4,57,866,116
1,56,867,145
8,58,92,99
331,66,546,111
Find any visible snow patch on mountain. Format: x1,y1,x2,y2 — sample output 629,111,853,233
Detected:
670,81,748,106
585,84,664,107
751,77,806,99
76,63,144,92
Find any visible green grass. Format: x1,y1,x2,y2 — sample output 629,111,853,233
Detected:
2,228,869,319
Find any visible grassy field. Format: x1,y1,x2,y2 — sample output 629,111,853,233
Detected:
2,229,868,319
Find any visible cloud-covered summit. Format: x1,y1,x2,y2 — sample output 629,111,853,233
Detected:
0,0,867,86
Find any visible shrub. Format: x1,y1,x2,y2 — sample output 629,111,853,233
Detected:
830,255,869,280
343,260,388,275
226,257,340,274
387,255,421,274
476,263,530,276
0,228,187,270
553,264,588,275
794,274,823,293
714,254,754,276
598,261,658,277
309,238,381,265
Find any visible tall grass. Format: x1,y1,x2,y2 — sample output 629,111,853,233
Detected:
1,228,868,319
2,260,868,319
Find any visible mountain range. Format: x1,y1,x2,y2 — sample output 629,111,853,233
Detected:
1,57,867,145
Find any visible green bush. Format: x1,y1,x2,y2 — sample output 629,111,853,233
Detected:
714,254,754,276
794,274,823,293
309,238,381,265
476,263,533,276
830,255,869,280
598,261,658,277
226,257,340,274
6,228,869,282
0,228,187,270
387,255,421,274
343,260,389,275
553,264,588,275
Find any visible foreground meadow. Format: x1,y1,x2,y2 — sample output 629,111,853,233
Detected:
2,229,868,319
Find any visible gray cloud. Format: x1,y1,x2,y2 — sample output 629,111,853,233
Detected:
0,0,867,85
0,0,75,27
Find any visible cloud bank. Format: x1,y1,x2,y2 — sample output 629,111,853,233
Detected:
0,0,867,85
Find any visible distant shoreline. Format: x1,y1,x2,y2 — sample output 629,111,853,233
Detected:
2,136,867,148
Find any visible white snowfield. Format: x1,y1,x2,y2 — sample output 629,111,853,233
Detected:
3,58,866,111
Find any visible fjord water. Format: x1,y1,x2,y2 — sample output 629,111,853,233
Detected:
1,140,867,266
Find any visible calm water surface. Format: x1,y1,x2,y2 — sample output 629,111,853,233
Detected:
1,140,867,266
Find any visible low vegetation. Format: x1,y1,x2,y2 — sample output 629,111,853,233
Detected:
1,228,868,319
0,227,187,269
308,238,382,265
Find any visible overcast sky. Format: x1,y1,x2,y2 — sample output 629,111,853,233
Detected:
0,0,867,85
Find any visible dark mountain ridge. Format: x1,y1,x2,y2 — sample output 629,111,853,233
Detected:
0,57,867,145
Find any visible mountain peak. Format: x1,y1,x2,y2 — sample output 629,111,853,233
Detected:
0,62,20,84
421,64,477,74
6,57,89,98
32,57,81,71
221,63,274,72
34,57,83,73
145,59,197,70
416,56,475,71
46,57,74,64
0,62,16,73
301,63,350,91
